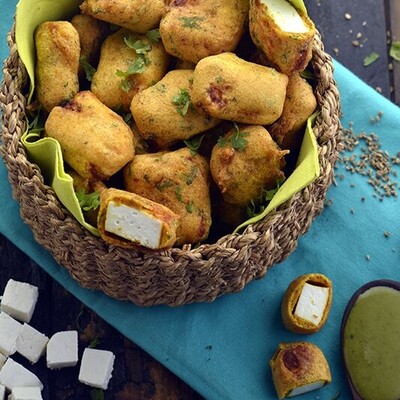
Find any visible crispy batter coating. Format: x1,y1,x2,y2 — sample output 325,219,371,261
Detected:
91,28,169,111
269,73,317,152
35,21,80,112
45,91,135,181
249,0,316,74
131,69,220,149
123,148,211,245
191,52,288,125
80,0,165,33
160,0,249,63
210,125,288,206
270,342,331,399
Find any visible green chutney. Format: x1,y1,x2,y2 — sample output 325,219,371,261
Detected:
343,286,400,400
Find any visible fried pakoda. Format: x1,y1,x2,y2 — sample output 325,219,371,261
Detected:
191,52,288,125
269,73,317,153
45,91,134,181
131,69,220,149
123,148,211,245
210,125,288,206
160,0,249,63
35,21,80,112
80,0,164,34
249,0,315,74
91,28,169,111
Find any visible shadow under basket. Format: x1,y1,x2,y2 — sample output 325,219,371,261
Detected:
1,26,341,307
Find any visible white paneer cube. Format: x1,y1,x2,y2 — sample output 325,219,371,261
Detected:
105,202,163,249
293,283,329,326
9,387,43,400
78,348,115,390
16,324,49,364
0,358,43,391
261,0,308,33
0,353,7,369
1,280,39,323
46,331,78,369
0,313,22,356
0,384,5,400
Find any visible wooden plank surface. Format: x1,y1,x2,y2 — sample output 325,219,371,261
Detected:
1,1,399,399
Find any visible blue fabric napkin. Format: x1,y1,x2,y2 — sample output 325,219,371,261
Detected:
1,3,400,398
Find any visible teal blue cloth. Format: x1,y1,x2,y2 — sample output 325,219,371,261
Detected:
1,2,400,398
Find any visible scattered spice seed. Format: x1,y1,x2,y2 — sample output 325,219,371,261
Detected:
384,231,391,238
344,13,352,20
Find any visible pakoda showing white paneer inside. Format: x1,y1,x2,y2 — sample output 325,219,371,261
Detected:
97,187,179,250
123,148,212,245
160,0,249,63
191,52,288,125
131,69,220,150
35,21,80,112
249,0,316,74
80,0,165,34
45,91,135,181
91,28,169,111
210,124,288,206
270,342,331,399
269,73,317,153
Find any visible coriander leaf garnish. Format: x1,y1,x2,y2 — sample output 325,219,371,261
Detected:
184,134,205,155
76,189,100,212
179,16,205,29
79,56,96,82
300,69,314,80
363,52,379,67
146,28,161,43
172,88,191,116
124,37,152,55
217,123,249,152
390,41,400,61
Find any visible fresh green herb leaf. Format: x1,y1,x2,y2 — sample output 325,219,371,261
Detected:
90,388,104,400
217,123,249,152
76,189,100,212
124,37,152,55
246,180,284,218
179,16,205,29
172,88,191,116
116,57,146,78
184,134,205,155
146,28,161,43
79,56,96,82
88,337,100,348
390,41,400,61
156,180,174,191
300,69,314,80
363,52,379,67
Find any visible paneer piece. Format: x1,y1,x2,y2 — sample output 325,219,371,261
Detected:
191,52,288,125
0,354,6,370
0,358,43,391
16,324,49,364
131,69,220,150
9,387,43,400
91,28,169,111
160,0,249,63
78,348,115,390
80,0,164,34
0,313,22,356
46,331,78,369
124,148,212,245
210,125,288,207
0,385,4,400
97,187,179,250
270,342,331,399
269,73,317,154
45,91,135,181
281,273,333,334
1,279,38,323
249,0,316,74
35,21,80,112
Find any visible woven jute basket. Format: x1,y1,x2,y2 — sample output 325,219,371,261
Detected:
1,24,341,306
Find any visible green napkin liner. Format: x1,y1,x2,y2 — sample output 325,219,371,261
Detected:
16,0,318,239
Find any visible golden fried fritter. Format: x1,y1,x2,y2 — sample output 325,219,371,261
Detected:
45,91,135,181
91,28,169,111
123,148,212,245
249,0,315,74
160,0,249,63
210,124,288,206
80,0,164,33
191,52,288,125
131,69,220,149
35,21,80,112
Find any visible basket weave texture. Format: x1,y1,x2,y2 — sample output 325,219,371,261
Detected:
1,24,341,306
